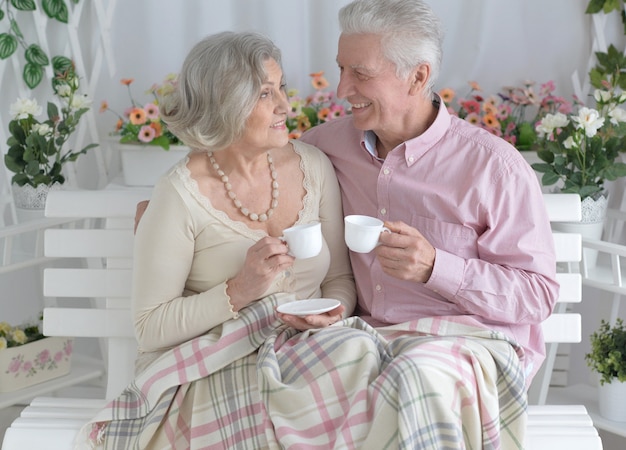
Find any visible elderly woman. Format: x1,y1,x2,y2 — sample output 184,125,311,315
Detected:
131,31,355,373
80,31,355,448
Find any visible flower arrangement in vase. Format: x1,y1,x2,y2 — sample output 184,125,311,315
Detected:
439,80,572,150
4,61,97,209
286,71,351,139
100,75,182,150
100,75,189,186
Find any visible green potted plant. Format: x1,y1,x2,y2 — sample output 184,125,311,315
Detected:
585,318,626,421
99,76,189,187
4,60,97,210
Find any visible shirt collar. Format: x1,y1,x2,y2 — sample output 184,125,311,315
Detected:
359,94,451,166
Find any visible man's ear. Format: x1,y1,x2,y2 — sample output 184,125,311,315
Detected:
134,200,150,234
409,63,430,96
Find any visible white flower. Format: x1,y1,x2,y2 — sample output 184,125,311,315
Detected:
563,136,576,149
536,112,569,137
70,94,92,110
56,84,72,97
10,97,42,119
594,89,612,103
32,123,52,136
608,106,626,125
572,107,604,138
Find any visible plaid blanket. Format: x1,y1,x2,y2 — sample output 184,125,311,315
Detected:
77,294,527,449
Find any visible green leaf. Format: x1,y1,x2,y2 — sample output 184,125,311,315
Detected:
43,0,68,23
0,33,18,59
24,44,49,66
151,135,170,150
11,173,31,187
603,0,622,14
0,9,5,21
540,172,560,187
52,55,73,75
4,152,23,174
8,121,26,144
42,0,64,19
10,0,36,11
23,62,43,88
47,102,59,121
585,0,607,14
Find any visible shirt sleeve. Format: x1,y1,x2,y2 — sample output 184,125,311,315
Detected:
131,178,235,352
313,146,357,316
425,160,559,325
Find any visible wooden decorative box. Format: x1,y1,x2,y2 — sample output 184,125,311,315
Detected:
0,337,73,393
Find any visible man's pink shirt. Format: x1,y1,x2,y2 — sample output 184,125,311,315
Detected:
300,98,559,384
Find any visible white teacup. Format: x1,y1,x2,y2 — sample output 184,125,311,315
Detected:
281,222,322,259
344,215,390,253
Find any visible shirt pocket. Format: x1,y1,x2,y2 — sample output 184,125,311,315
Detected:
410,214,478,259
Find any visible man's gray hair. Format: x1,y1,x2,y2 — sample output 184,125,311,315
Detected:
338,0,444,95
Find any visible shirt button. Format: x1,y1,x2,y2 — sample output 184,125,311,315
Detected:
383,168,390,175
375,284,382,292
380,208,387,215
408,156,415,163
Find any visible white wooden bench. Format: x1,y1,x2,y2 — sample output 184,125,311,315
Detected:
1,191,602,449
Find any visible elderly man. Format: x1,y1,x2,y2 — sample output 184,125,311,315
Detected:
300,0,558,447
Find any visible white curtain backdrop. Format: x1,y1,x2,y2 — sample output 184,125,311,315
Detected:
99,0,593,122
0,0,608,193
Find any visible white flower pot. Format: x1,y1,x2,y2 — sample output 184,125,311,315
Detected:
11,182,62,212
0,337,73,392
551,193,608,268
598,379,626,422
118,144,190,187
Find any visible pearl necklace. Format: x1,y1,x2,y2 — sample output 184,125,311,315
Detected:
208,151,279,222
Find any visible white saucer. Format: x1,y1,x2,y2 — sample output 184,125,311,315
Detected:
276,298,341,316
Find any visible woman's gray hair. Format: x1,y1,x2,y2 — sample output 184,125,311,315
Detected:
161,31,283,151
338,0,444,95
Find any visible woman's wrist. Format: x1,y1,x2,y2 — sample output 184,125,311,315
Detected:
225,278,243,318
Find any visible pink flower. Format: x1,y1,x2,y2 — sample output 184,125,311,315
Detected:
461,99,480,114
8,357,21,373
22,361,32,372
65,340,73,356
329,104,346,118
138,125,156,143
37,349,50,365
144,102,160,120
54,351,64,362
497,104,512,120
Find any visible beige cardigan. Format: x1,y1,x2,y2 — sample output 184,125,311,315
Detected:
132,140,355,371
